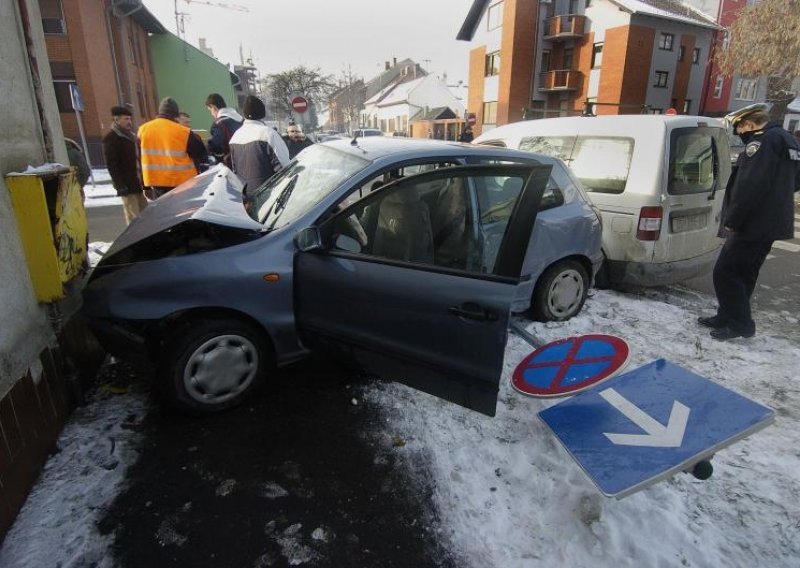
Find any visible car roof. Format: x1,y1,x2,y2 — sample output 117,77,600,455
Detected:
476,115,726,141
320,136,546,164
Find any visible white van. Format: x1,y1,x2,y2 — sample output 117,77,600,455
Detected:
474,115,731,286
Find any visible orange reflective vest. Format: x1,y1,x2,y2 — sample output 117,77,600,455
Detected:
138,118,196,187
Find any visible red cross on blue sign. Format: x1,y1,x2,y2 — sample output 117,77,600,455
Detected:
512,334,629,398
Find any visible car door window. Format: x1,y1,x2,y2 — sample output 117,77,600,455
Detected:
470,157,565,211
329,170,530,275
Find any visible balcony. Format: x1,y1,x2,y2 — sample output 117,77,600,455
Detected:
543,14,586,41
538,70,582,92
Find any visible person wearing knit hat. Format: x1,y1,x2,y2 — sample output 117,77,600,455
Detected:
242,96,266,121
158,97,180,119
137,96,207,198
229,95,289,191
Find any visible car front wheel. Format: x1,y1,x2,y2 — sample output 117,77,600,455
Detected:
530,260,589,322
158,318,271,414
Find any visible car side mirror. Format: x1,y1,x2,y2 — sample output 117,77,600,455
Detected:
295,227,322,252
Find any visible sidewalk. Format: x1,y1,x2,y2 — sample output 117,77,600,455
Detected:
84,168,121,207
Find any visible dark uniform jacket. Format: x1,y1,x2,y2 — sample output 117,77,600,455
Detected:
722,122,800,241
282,135,314,160
102,127,142,196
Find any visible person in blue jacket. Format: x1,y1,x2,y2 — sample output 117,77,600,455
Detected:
698,104,800,340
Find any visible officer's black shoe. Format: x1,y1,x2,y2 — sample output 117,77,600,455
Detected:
697,315,726,329
710,327,755,341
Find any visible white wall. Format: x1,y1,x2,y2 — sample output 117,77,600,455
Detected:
0,0,63,396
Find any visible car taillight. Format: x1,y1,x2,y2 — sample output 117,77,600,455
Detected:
636,206,663,241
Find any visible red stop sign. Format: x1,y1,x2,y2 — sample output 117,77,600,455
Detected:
467,113,477,125
291,96,308,113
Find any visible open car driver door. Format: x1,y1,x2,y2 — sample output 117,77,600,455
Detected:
294,164,551,416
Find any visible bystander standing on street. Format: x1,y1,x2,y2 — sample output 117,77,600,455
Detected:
229,95,289,192
205,93,243,168
102,106,147,224
178,111,210,173
138,97,206,199
282,124,314,159
698,103,800,340
458,127,474,143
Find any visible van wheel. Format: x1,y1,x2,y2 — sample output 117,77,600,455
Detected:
158,318,271,414
530,260,589,322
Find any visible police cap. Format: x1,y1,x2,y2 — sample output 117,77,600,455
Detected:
724,103,769,127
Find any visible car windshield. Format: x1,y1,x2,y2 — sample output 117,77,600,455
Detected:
248,144,370,230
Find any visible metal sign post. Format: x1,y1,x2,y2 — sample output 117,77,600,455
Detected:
69,83,96,186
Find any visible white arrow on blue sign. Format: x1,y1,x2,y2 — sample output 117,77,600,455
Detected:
538,359,775,498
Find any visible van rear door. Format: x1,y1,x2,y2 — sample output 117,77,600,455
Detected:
657,125,730,263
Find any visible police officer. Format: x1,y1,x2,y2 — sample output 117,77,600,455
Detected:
698,103,800,340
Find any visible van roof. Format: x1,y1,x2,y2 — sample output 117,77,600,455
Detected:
477,115,725,140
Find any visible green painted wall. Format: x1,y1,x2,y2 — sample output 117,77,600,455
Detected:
148,33,237,135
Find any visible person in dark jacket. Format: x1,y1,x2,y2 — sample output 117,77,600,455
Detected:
282,124,314,159
229,95,289,192
698,104,800,340
458,127,474,143
103,106,147,224
205,93,243,167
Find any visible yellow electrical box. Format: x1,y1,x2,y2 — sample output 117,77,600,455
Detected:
5,166,88,302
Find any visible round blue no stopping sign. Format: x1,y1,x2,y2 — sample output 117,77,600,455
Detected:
512,334,629,398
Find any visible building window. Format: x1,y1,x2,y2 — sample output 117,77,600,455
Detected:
654,71,669,88
678,46,685,61
563,48,574,70
735,78,758,101
683,99,692,114
53,80,77,112
541,51,551,72
487,1,503,31
692,48,700,64
659,33,674,51
722,29,730,50
485,51,500,76
483,101,498,124
569,0,579,13
40,0,66,34
591,43,603,68
713,76,724,98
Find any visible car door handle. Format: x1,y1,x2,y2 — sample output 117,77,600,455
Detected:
448,303,498,322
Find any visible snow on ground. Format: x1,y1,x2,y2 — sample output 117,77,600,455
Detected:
84,168,122,207
364,288,800,568
1,283,797,567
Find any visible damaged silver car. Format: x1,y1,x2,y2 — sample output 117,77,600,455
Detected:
83,138,602,415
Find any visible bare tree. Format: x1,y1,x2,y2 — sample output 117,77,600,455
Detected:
330,66,365,133
262,66,336,120
716,0,800,119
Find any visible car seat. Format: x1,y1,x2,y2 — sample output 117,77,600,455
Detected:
371,187,434,264
432,177,468,269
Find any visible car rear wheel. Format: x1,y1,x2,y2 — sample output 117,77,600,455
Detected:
158,318,271,414
530,260,589,322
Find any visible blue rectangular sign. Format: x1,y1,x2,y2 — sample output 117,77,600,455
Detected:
538,359,774,498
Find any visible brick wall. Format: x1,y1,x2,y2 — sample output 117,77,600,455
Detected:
468,46,486,136
620,25,656,113
498,0,537,125
672,34,696,112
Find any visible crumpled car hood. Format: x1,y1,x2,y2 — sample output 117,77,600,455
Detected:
104,165,264,257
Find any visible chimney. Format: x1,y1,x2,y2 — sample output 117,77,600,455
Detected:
385,61,390,70
393,57,397,67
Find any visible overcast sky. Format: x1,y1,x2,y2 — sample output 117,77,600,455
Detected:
142,0,475,86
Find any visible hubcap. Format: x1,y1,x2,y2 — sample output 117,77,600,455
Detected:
183,334,259,404
547,268,584,318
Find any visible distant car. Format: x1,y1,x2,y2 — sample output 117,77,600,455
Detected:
317,133,346,142
353,128,383,137
83,138,601,416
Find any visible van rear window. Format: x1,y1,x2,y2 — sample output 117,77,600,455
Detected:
521,136,633,194
668,128,719,195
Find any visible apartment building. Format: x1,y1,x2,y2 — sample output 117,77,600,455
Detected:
457,0,717,135
39,0,164,164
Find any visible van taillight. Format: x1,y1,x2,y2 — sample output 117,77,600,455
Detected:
637,206,663,241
